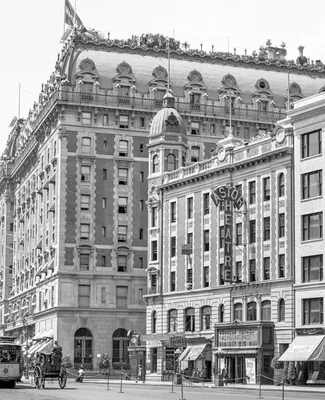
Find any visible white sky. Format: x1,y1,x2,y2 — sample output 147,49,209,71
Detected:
0,0,324,155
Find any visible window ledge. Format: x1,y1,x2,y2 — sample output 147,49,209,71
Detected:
301,195,323,203
301,237,323,244
301,153,322,162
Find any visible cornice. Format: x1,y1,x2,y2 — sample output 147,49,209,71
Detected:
290,106,325,123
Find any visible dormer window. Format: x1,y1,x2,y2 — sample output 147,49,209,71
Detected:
258,100,268,113
190,93,201,110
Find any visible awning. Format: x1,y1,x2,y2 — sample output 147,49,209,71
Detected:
178,346,193,363
279,335,325,362
182,344,207,362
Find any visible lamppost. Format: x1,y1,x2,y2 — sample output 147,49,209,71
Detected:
97,353,101,375
21,313,29,378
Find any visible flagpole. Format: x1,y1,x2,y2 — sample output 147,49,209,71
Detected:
74,0,76,28
18,83,21,119
287,71,290,111
63,0,66,37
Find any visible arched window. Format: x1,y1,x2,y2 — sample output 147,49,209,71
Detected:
185,307,195,332
219,304,224,323
152,155,159,173
278,173,285,197
167,154,176,171
233,303,243,321
168,309,177,332
278,299,285,322
74,327,93,367
201,306,212,330
247,301,257,321
112,328,129,364
81,137,91,154
261,300,271,320
152,311,157,333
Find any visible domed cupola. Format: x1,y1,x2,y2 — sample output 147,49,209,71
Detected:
149,91,186,137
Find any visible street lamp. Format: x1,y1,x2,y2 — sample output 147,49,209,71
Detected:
97,353,101,375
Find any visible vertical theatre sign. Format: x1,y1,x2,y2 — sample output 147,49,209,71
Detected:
211,186,245,282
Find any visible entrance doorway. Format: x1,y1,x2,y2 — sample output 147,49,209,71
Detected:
74,327,93,367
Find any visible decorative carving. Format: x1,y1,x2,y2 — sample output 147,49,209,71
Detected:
222,73,237,87
165,113,179,127
116,62,132,75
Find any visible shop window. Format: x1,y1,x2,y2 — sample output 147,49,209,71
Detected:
263,177,270,201
303,298,323,325
301,170,322,199
201,306,211,330
167,154,176,171
302,254,323,282
168,309,177,332
279,254,285,278
278,173,285,197
247,301,257,321
278,299,285,322
74,327,93,366
219,304,224,323
234,303,243,321
249,181,256,204
301,130,322,159
185,307,195,332
152,155,159,173
203,193,210,215
261,300,271,320
302,212,323,241
187,197,193,219
112,328,129,363
152,311,157,333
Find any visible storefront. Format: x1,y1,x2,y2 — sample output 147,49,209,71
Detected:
214,322,274,385
278,327,325,385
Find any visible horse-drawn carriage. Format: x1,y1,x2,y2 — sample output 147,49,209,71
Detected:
33,352,67,389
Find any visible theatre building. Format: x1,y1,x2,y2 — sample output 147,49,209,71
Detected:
144,92,295,383
278,92,325,385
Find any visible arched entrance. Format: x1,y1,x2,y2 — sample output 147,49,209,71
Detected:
74,328,93,367
112,328,129,365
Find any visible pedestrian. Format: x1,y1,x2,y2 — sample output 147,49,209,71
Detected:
136,365,142,383
76,365,85,383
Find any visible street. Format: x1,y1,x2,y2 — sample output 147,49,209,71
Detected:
0,381,324,400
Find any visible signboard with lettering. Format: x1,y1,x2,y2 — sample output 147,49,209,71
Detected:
169,336,187,348
211,186,245,211
218,328,259,347
141,333,185,341
296,327,325,336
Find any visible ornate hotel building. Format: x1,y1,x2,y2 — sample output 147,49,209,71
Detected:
0,27,325,369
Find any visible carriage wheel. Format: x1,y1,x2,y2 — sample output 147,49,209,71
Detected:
34,366,42,389
58,366,67,389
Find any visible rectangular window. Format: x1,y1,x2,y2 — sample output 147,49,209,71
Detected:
101,287,106,302
116,286,128,308
117,255,127,272
152,240,158,261
82,112,91,125
151,207,157,227
187,232,193,246
210,124,215,135
80,224,90,240
187,197,193,219
119,115,129,129
139,257,143,269
235,261,242,283
118,225,127,242
301,130,322,159
191,146,200,162
302,212,323,241
81,165,91,182
81,194,90,210
102,197,107,209
235,184,242,197
171,237,176,257
203,266,209,287
263,257,270,280
303,255,323,282
140,117,145,129
78,285,90,307
244,126,250,139
118,197,128,214
303,298,323,325
140,200,144,211
118,140,128,156
263,177,270,201
101,255,106,267
203,229,210,252
170,271,176,291
236,223,242,245
279,254,285,278
139,228,143,240
249,181,256,205
191,122,200,135
81,137,91,153
140,171,144,182
103,114,109,125
118,168,128,185
279,213,285,238
80,253,89,271
219,263,225,285
102,226,106,238
249,220,256,243
171,202,176,223
219,226,225,248
301,170,322,199
264,217,270,241
249,259,256,282
203,193,210,215
103,169,107,180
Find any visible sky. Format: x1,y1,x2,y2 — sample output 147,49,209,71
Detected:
0,0,325,155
